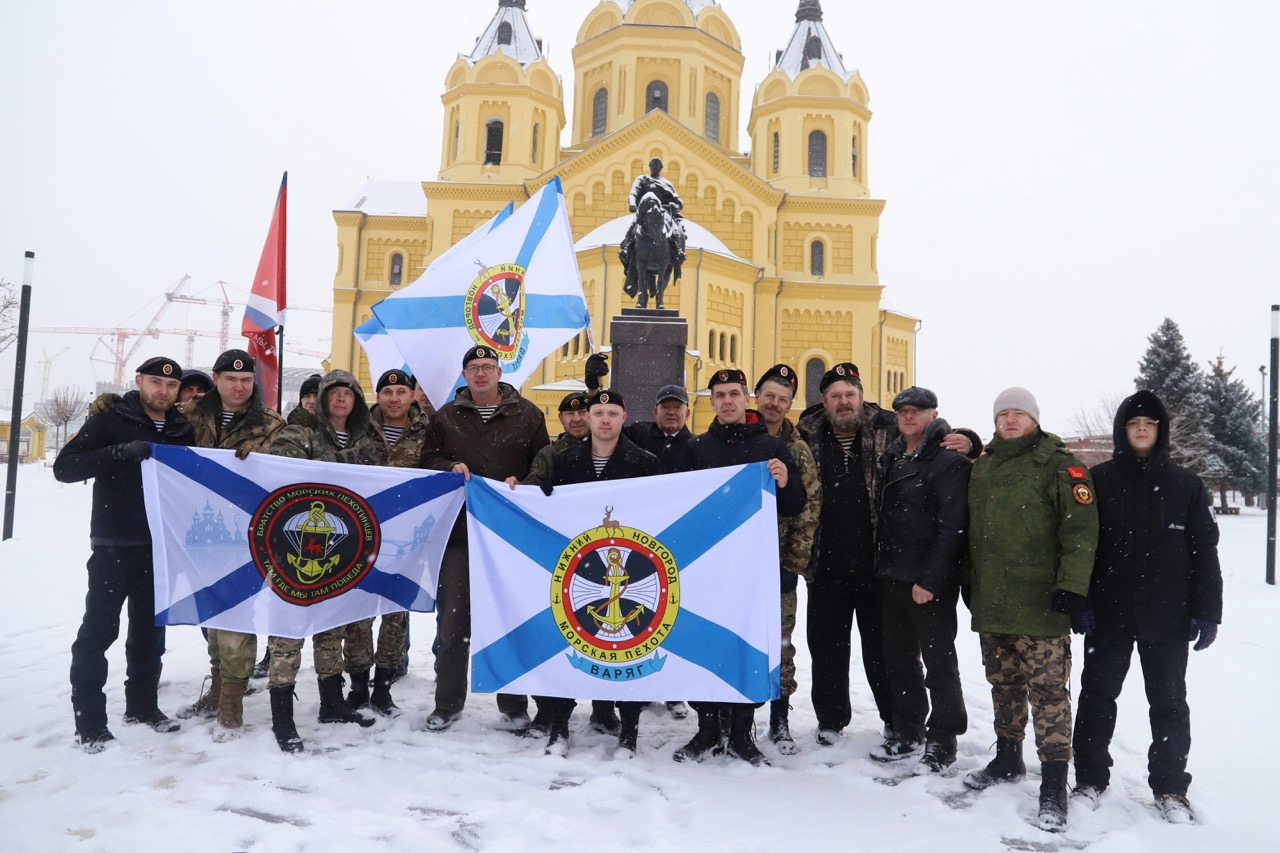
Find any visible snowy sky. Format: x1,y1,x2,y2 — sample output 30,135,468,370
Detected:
1,0,1277,434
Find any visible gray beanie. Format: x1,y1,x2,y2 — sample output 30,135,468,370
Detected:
993,387,1040,424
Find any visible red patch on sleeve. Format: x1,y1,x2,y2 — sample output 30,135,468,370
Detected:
1066,466,1088,480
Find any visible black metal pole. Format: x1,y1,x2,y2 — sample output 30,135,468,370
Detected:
276,325,285,413
3,251,35,541
1269,306,1278,585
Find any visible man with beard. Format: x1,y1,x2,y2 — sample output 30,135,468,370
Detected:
797,363,977,747
673,368,806,766
55,356,195,752
753,364,821,755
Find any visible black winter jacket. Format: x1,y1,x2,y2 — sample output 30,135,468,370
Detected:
551,434,661,486
876,418,972,594
623,421,693,473
1088,390,1223,642
53,390,195,547
686,413,806,518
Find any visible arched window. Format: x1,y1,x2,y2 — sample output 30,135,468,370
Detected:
531,123,540,162
772,132,780,174
646,80,669,114
852,134,859,179
808,130,827,177
729,334,737,363
805,35,823,62
592,88,608,137
708,329,716,356
705,92,720,143
810,241,825,277
719,332,727,362
452,120,460,161
390,253,404,287
805,358,825,407
484,119,504,165
497,22,513,46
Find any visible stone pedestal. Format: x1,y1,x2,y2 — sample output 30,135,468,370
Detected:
609,308,687,424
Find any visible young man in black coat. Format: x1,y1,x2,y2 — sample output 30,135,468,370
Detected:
54,356,196,752
1071,390,1223,824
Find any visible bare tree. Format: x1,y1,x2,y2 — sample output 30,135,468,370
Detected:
1068,391,1126,439
0,278,17,354
41,385,89,450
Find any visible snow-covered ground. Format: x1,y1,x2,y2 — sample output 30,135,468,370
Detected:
0,462,1272,852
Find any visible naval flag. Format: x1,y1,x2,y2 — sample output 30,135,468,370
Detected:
242,172,287,412
141,445,465,639
466,464,782,703
370,178,589,410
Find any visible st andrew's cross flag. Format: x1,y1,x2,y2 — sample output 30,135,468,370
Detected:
370,178,589,411
466,463,782,703
355,204,514,384
141,445,464,639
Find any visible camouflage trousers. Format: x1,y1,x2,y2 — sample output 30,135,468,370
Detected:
781,589,798,698
979,633,1073,763
345,611,407,671
267,618,375,689
206,629,257,687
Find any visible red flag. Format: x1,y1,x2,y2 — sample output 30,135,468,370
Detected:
242,172,287,411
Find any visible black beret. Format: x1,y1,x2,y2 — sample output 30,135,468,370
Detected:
589,389,625,410
708,368,748,390
558,391,590,412
462,345,500,366
755,363,798,395
892,386,938,411
179,369,213,392
137,356,182,378
819,362,861,393
212,349,255,374
299,374,322,398
376,370,416,392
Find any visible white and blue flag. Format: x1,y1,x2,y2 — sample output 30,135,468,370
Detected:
141,445,465,639
466,464,782,703
370,178,589,410
355,204,515,384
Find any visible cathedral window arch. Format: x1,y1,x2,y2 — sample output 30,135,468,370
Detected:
646,80,669,114
805,35,823,62
484,119,504,165
805,358,826,407
532,123,541,163
810,239,825,277
497,22,513,46
452,119,460,162
708,329,716,358
808,130,827,178
730,334,738,363
852,133,859,179
592,88,608,137
719,332,727,362
705,92,720,143
389,253,404,287
772,131,780,175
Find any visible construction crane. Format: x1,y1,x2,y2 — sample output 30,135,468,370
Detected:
39,347,70,400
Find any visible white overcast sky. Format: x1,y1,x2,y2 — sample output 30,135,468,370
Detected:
2,0,1278,434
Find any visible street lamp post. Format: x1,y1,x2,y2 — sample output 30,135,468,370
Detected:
3,251,35,541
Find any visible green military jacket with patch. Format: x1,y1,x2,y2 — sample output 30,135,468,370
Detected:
967,428,1098,636
777,418,821,579
184,386,286,454
372,402,429,468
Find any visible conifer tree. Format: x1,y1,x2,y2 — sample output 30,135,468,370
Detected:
1206,353,1267,506
1135,318,1224,478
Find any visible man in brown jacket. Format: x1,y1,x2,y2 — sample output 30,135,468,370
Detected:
418,345,550,732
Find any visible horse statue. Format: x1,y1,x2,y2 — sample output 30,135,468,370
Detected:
622,192,678,310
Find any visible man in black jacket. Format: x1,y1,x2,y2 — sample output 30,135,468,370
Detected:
1071,390,1222,824
54,356,196,752
673,368,806,766
871,386,971,773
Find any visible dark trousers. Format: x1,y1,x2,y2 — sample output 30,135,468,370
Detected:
542,697,643,728
879,578,966,748
1074,634,1192,796
807,571,894,731
434,542,526,717
69,546,163,733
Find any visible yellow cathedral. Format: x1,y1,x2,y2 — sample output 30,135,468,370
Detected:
328,0,917,430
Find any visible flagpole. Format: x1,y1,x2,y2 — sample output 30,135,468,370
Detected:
3,252,35,541
276,325,285,412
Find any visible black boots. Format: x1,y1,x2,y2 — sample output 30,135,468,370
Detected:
964,736,1027,790
370,666,399,716
768,699,797,756
270,686,304,753
317,674,374,727
1037,760,1069,832
673,706,723,762
346,668,371,709
726,705,770,767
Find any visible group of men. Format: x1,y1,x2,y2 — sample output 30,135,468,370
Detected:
56,342,1221,834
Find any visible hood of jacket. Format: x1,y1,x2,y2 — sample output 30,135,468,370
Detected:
317,369,372,438
1112,389,1171,472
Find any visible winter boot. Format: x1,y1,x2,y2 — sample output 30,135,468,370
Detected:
1036,760,1070,832
615,704,642,758
252,648,270,680
75,727,116,754
869,733,924,762
964,736,1027,790
545,707,571,757
178,666,221,719
317,674,374,727
1156,793,1196,824
213,681,246,742
673,706,723,763
122,708,181,733
589,701,621,735
726,705,770,767
346,668,371,709
370,666,400,716
768,699,797,755
913,740,957,775
269,686,304,753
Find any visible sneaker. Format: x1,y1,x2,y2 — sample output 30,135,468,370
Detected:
816,727,842,746
122,709,181,733
869,735,923,762
1156,793,1195,825
76,728,116,754
1071,785,1105,811
496,711,531,733
913,742,956,775
423,709,459,732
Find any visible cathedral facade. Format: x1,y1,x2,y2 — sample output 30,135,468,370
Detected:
328,0,917,430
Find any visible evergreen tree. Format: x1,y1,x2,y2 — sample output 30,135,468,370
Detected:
1206,353,1267,506
1134,318,1224,479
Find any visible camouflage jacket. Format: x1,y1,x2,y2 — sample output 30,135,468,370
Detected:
270,370,389,466
777,418,821,583
185,385,286,453
371,402,429,468
286,405,317,428
524,431,584,486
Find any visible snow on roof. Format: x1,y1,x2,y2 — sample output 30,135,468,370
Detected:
775,8,853,81
466,1,543,66
575,215,743,262
341,180,426,217
613,0,717,15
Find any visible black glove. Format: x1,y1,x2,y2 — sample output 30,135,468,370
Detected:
539,482,554,497
585,353,610,391
112,441,151,463
1188,619,1218,651
88,393,121,417
1051,589,1090,616
1071,608,1096,636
